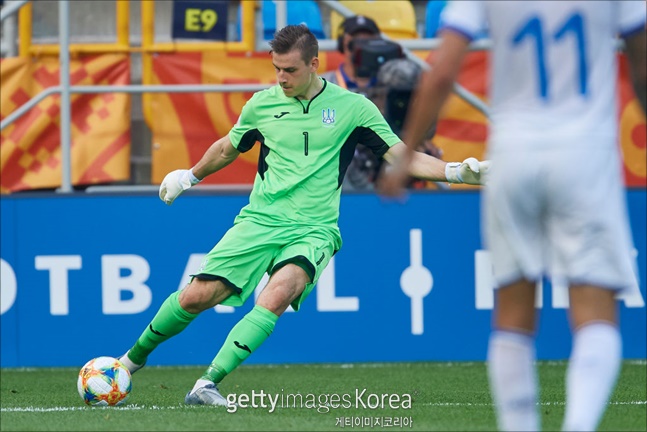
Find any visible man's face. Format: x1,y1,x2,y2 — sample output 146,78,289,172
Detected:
272,49,318,98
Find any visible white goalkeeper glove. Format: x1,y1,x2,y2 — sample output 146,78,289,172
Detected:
159,169,201,205
445,157,490,185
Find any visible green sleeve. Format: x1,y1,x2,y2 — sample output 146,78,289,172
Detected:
357,95,403,157
228,93,262,153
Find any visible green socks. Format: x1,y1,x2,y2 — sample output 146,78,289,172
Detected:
127,291,198,365
202,305,278,383
126,295,278,383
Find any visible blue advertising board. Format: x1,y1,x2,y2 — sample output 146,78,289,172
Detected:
172,0,228,40
1,190,645,367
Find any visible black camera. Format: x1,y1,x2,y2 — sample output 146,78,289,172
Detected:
376,58,424,135
383,88,413,135
349,38,404,79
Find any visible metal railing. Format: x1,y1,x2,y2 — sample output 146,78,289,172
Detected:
0,0,30,57
2,0,492,194
0,0,29,21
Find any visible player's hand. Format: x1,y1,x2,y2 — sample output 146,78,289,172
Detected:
159,169,201,205
377,162,410,199
445,158,490,185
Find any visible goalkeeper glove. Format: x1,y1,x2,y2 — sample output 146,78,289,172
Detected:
159,169,201,205
445,157,490,185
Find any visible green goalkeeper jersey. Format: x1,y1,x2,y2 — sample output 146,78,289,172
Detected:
228,78,401,244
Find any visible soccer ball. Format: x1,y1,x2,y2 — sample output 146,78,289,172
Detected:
77,356,132,406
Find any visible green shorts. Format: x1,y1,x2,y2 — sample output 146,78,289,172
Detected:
191,219,339,311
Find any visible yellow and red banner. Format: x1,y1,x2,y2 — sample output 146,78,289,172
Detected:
1,50,643,193
150,50,646,188
618,54,647,187
0,54,131,193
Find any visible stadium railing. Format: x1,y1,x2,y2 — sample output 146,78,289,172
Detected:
1,0,493,194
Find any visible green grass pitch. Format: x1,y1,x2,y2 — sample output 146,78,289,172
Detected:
1,361,645,431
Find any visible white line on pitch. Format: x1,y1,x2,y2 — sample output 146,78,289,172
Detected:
3,359,644,373
2,401,646,413
423,401,647,407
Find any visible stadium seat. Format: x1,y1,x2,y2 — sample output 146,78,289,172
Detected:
425,0,447,38
261,0,326,40
330,0,419,40
235,1,326,41
424,0,488,40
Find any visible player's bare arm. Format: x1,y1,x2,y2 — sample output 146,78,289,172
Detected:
192,135,241,180
378,31,472,197
383,141,446,181
624,30,647,114
158,135,240,205
401,32,471,156
383,141,489,186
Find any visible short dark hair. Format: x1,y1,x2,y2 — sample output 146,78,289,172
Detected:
269,24,319,63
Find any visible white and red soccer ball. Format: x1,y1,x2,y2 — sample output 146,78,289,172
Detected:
77,356,132,406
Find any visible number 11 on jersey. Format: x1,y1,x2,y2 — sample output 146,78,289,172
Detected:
512,12,588,100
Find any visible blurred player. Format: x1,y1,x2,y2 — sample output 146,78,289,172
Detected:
118,24,488,406
371,58,446,190
379,1,646,431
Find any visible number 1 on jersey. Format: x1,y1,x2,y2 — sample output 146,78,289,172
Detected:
303,131,309,156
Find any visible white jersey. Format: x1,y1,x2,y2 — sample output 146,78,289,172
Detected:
441,1,646,154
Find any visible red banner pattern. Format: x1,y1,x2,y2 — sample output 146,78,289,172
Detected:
1,54,131,193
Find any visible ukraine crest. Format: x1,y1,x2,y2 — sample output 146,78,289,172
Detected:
322,108,335,125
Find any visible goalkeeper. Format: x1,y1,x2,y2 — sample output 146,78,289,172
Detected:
119,24,489,406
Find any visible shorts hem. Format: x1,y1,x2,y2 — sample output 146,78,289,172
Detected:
271,255,315,282
189,273,244,294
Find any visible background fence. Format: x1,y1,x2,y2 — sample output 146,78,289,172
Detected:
1,190,645,367
2,1,645,192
